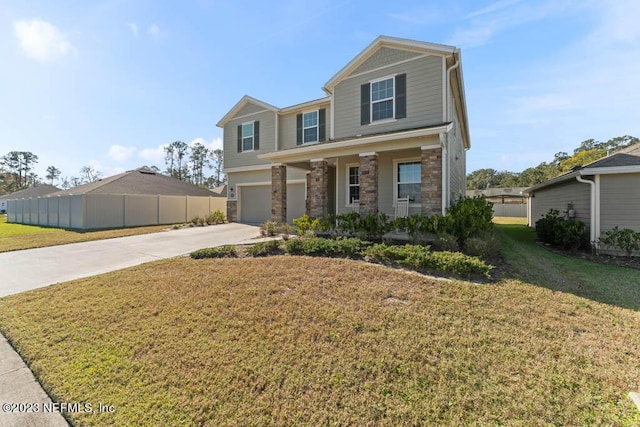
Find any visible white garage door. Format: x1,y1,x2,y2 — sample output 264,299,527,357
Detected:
239,185,271,224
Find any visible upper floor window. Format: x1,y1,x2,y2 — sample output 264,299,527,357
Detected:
237,120,260,152
360,73,406,126
371,77,394,122
303,111,318,143
296,108,326,145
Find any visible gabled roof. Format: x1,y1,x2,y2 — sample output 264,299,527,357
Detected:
0,184,61,200
323,35,457,92
216,95,279,127
49,167,217,197
524,143,640,194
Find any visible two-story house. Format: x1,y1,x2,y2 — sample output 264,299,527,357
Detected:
217,35,470,224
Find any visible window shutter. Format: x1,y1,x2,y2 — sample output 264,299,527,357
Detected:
395,73,407,119
253,121,260,150
296,114,303,145
360,83,370,125
318,108,326,142
237,124,242,152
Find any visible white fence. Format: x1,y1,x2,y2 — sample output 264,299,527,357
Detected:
7,194,227,230
491,202,527,218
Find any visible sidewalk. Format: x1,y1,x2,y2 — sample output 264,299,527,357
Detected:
0,223,260,425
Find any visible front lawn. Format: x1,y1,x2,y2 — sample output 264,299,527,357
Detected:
0,214,172,253
0,250,639,425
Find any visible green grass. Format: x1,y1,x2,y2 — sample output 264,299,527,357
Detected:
0,240,639,425
0,214,173,253
495,221,640,310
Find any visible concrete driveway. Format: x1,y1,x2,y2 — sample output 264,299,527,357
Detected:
0,222,260,297
0,223,260,426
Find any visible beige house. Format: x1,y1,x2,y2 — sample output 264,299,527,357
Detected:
217,35,470,224
524,143,640,244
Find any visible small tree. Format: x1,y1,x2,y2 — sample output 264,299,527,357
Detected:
45,166,62,185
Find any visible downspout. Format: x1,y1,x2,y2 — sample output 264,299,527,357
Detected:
443,51,460,214
576,175,597,246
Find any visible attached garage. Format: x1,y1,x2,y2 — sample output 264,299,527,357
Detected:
239,185,271,224
237,183,306,224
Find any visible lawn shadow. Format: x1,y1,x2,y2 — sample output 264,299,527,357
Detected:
495,223,640,311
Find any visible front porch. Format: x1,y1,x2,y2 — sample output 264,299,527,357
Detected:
267,145,444,223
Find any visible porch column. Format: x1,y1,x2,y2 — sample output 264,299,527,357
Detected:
421,147,442,215
359,152,378,216
309,159,329,217
271,164,287,223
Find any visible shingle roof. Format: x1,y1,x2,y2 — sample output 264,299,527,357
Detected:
49,167,218,197
582,143,640,169
0,184,61,200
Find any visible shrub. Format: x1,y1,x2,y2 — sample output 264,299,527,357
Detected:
363,243,492,278
284,237,334,256
293,214,321,235
553,219,587,251
444,196,494,243
206,210,226,225
191,215,206,227
435,232,459,252
245,240,283,257
535,209,562,244
331,237,372,258
599,226,640,258
464,232,501,261
190,245,237,259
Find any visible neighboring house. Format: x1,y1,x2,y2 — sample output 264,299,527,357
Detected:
6,167,226,229
466,187,528,218
217,35,470,224
0,184,61,214
524,143,640,245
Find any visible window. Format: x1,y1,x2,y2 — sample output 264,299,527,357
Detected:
396,161,421,203
242,123,254,151
360,74,406,126
296,109,326,145
237,121,260,152
347,165,359,204
303,111,318,143
371,77,394,122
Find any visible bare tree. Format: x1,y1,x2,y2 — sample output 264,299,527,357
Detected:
79,165,103,183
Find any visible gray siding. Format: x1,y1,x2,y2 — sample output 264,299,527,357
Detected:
236,103,269,117
279,104,331,151
448,106,466,203
599,173,640,233
333,55,443,140
530,180,591,227
224,110,276,169
350,47,422,76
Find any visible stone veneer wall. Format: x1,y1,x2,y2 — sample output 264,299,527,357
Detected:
359,154,378,215
271,165,287,223
308,160,329,217
421,147,442,215
227,200,237,222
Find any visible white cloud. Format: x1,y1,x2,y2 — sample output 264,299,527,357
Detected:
148,24,160,37
138,144,167,165
127,22,138,38
13,19,77,62
190,137,223,151
108,145,137,162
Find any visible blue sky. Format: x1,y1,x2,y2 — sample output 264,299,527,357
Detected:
1,0,639,182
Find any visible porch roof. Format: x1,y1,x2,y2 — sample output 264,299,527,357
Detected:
258,123,451,164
